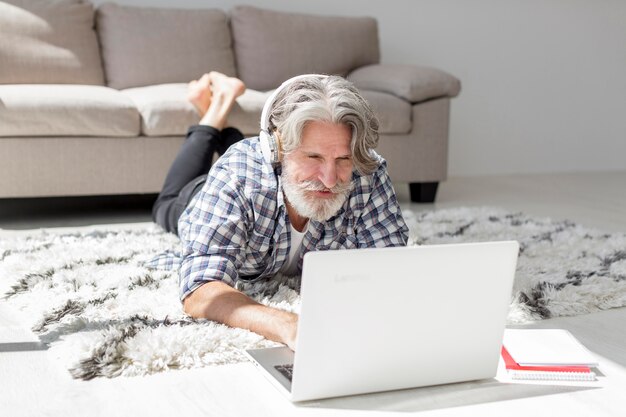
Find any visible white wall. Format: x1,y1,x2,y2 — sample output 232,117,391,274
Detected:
94,0,626,176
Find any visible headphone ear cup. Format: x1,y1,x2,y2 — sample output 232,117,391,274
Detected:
260,130,279,165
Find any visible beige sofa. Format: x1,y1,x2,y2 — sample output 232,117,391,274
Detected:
0,1,461,203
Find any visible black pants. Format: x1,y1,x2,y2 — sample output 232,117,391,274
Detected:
152,125,244,235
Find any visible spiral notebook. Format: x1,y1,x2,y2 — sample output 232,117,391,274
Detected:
502,329,598,381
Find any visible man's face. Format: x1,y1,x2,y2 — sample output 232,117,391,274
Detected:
281,121,354,222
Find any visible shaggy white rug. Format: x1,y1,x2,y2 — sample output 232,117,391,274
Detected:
1,207,625,380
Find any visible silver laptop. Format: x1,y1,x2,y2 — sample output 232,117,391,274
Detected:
244,241,519,402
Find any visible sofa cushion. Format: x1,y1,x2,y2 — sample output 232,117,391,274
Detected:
349,64,462,103
97,3,237,90
0,85,139,137
231,6,380,91
121,84,271,137
361,91,412,134
0,0,104,85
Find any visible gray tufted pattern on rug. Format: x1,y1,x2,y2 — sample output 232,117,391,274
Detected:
1,207,625,379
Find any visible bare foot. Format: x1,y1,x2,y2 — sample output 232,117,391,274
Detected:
199,72,246,130
187,73,212,116
209,71,246,99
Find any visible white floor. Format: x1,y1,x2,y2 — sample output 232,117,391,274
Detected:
1,171,626,416
397,170,626,233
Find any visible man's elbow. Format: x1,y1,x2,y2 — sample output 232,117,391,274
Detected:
182,295,196,317
181,281,224,319
183,296,193,317
182,285,207,318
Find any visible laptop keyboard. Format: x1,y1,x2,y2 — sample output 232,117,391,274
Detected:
274,364,294,381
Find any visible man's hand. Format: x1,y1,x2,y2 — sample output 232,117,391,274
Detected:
183,281,299,350
281,313,298,351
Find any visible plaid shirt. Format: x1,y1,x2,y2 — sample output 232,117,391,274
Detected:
148,138,408,301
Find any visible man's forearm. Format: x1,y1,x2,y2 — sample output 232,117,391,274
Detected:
183,281,298,349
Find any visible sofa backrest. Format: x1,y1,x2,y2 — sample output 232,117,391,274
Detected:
96,3,237,90
0,0,104,85
1,2,381,92
230,6,380,91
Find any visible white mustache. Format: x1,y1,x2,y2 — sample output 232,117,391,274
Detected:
298,180,352,195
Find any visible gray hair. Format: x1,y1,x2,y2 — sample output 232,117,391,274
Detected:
267,75,380,175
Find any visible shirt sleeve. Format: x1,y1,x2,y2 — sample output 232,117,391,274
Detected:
177,164,250,301
355,160,409,248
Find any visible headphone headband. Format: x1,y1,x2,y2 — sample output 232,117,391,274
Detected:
260,73,329,133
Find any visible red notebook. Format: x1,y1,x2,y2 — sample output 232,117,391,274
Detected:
501,346,596,381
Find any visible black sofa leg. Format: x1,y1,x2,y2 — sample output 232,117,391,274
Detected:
409,182,439,203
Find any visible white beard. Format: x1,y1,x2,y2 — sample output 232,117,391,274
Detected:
281,162,353,223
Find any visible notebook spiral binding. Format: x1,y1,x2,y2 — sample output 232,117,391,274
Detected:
508,370,597,381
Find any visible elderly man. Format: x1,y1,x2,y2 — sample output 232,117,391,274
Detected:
152,72,408,350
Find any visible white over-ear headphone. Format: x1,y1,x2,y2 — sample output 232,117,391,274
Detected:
259,74,328,165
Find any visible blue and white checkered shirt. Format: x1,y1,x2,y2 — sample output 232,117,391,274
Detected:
148,137,408,301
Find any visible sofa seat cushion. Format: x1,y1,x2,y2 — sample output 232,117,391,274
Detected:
0,85,139,137
121,84,271,137
361,91,412,134
231,6,380,91
97,4,237,90
0,0,104,85
121,84,410,137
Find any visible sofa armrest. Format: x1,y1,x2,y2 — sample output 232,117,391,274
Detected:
348,64,461,103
